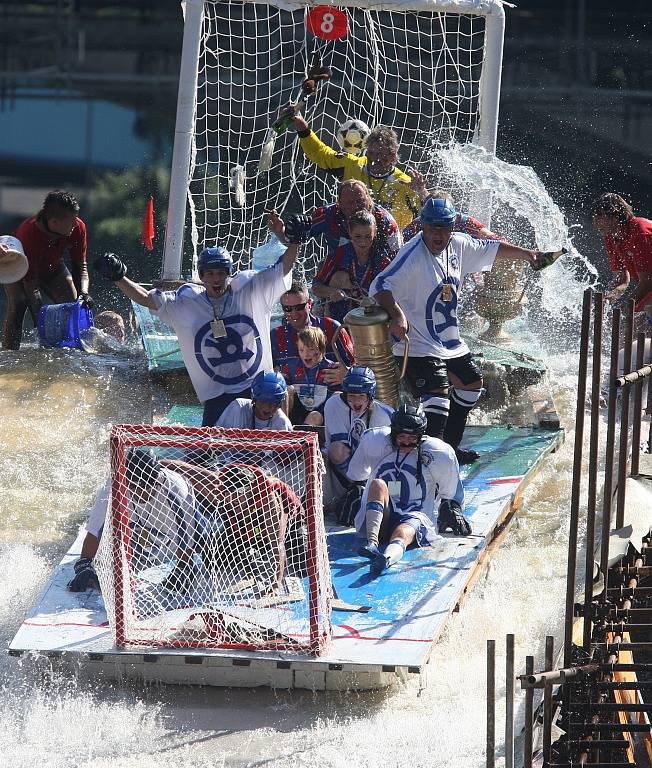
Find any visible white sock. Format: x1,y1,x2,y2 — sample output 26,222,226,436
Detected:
365,501,385,545
384,539,406,566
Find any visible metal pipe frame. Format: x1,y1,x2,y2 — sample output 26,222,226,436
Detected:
583,292,602,649
599,307,620,584
615,302,634,527
630,332,646,476
564,288,592,668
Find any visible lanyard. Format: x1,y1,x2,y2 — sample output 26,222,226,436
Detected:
208,289,231,320
251,403,273,430
394,447,412,474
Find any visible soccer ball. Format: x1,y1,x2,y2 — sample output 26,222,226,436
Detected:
336,119,371,156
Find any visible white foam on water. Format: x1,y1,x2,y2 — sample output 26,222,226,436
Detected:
0,148,648,768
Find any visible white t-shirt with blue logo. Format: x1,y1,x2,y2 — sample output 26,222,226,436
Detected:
217,398,292,431
347,427,464,534
324,395,394,452
150,262,291,402
370,232,499,359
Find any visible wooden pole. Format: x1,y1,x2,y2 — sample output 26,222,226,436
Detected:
487,639,496,768
505,634,515,768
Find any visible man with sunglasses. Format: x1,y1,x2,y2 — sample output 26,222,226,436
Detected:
271,279,355,387
2,190,92,350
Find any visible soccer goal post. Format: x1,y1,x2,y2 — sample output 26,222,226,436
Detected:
162,0,506,281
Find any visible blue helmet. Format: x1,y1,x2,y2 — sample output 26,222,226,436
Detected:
342,366,376,398
420,197,457,227
197,245,233,275
251,370,288,406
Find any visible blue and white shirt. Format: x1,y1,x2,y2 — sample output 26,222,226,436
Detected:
347,427,463,533
87,468,197,555
324,395,394,454
370,232,499,359
217,398,292,431
150,260,291,402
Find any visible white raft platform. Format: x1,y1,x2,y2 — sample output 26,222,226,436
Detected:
9,424,563,691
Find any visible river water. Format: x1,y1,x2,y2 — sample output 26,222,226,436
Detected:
1,156,649,768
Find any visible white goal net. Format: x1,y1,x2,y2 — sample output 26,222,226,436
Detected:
165,0,504,280
94,423,331,655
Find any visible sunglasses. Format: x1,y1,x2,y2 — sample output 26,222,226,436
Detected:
281,302,309,313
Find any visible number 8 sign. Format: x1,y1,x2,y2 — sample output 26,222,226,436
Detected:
306,5,348,40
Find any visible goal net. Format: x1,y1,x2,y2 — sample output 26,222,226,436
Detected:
165,0,505,280
94,423,331,655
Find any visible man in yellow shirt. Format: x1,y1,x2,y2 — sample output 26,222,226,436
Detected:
285,109,427,232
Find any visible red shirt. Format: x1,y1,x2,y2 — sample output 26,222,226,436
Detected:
604,216,652,282
15,216,87,282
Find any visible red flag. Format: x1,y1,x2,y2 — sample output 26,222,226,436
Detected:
142,196,154,251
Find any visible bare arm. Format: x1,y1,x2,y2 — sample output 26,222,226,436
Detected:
71,261,90,295
634,271,652,303
374,289,408,340
115,276,158,309
282,243,300,276
495,243,537,265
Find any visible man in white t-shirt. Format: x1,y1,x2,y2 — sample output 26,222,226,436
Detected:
94,214,310,426
217,370,292,431
68,449,198,594
371,197,555,464
348,404,468,574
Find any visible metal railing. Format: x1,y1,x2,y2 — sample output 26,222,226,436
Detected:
486,289,652,767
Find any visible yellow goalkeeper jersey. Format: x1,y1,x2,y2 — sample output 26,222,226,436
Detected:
297,129,422,231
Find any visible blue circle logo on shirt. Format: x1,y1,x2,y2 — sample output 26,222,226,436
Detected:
194,314,262,385
377,459,426,512
424,279,462,351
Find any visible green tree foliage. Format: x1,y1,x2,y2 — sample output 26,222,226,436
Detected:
85,165,169,282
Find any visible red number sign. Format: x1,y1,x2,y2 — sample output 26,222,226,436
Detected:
306,6,348,41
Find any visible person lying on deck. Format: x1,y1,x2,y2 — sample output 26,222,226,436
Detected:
348,404,469,575
93,213,307,426
68,448,197,594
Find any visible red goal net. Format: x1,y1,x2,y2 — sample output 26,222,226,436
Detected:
94,424,332,655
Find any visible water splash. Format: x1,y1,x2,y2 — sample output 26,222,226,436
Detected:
438,142,599,348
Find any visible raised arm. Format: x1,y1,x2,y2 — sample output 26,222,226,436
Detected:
94,252,158,309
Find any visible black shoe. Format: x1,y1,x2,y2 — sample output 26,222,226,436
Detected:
455,448,480,465
437,500,472,536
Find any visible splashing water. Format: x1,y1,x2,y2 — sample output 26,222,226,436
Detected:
0,149,643,768
439,143,599,346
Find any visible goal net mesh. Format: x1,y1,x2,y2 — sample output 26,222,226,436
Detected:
188,0,488,278
94,424,332,655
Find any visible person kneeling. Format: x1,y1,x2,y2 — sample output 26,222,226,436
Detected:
347,404,470,575
217,370,291,431
324,366,393,524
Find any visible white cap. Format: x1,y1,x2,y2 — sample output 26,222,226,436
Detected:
0,236,28,284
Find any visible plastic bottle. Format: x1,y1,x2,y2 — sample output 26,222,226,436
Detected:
251,234,287,272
